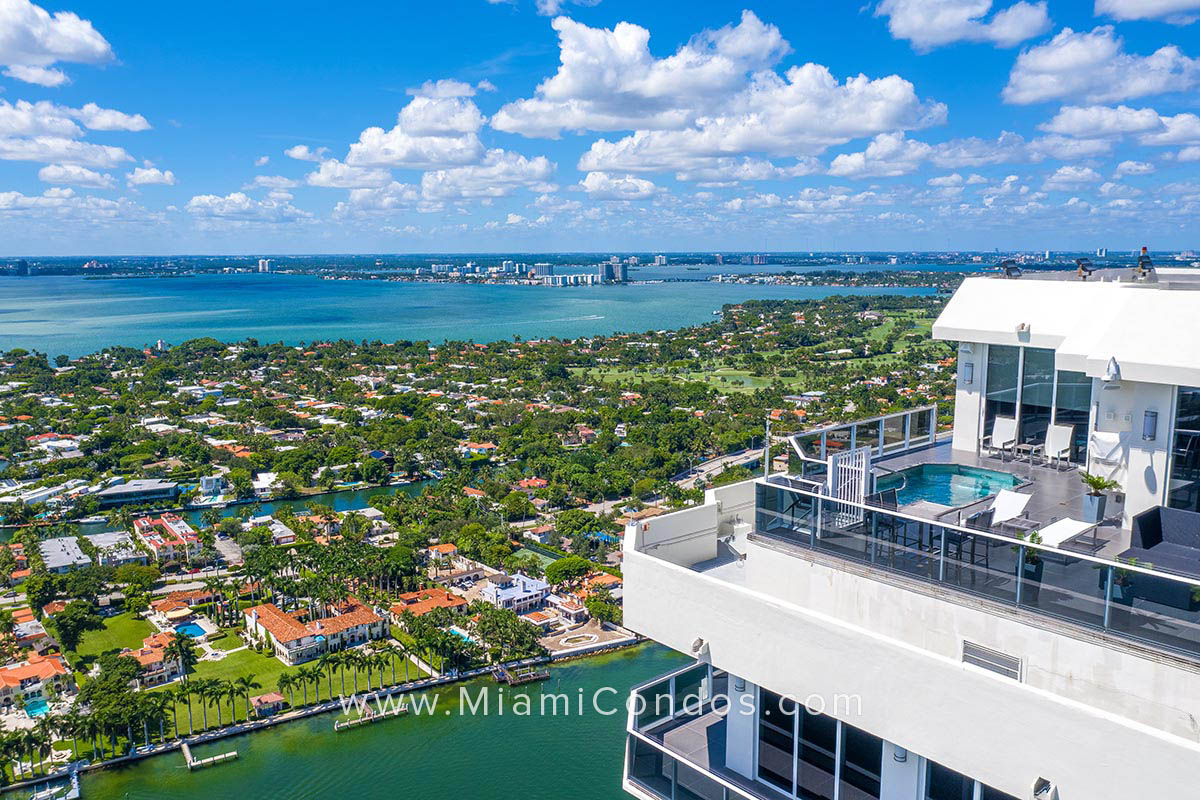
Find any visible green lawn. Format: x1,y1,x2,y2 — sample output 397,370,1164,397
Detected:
207,630,244,651
156,647,430,737
72,612,155,670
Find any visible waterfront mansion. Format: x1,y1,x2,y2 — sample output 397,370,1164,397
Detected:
243,598,387,666
0,652,74,710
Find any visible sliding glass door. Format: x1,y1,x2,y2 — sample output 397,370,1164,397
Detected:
1018,348,1055,444
983,345,1020,440
1053,370,1091,463
981,345,1092,457
1168,386,1200,512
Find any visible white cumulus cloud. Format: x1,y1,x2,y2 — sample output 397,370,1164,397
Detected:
578,171,658,200
284,145,329,162
1004,26,1200,104
828,131,933,177
126,166,176,186
305,159,392,189
420,149,555,199
38,162,113,188
1042,165,1102,191
875,0,1051,51
1095,0,1200,23
0,0,113,86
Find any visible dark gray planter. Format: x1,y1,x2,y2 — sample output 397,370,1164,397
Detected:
1081,493,1107,524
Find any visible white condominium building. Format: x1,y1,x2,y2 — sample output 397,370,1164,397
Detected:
621,265,1200,800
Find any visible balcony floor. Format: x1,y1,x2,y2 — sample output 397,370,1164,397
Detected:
876,441,1130,558
648,711,792,800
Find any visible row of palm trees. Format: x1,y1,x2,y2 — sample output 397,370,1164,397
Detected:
0,691,175,784
166,675,262,736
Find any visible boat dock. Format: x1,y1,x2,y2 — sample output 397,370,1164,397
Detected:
181,742,238,770
334,702,408,731
494,665,550,685
28,764,80,800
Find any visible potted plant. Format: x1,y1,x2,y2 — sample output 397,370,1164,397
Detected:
1015,531,1044,604
1079,471,1120,523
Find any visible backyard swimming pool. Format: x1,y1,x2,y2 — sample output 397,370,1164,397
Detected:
24,698,49,717
174,622,206,638
877,463,1022,507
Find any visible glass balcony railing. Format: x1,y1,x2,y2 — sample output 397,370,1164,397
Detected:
626,665,776,800
754,482,1200,662
792,405,938,469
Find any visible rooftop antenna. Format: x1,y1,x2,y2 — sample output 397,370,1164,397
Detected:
763,414,771,478
997,258,1022,278
1075,257,1095,280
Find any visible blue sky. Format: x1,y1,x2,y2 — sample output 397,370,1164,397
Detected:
2,0,1200,254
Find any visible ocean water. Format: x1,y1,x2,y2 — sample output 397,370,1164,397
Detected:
0,274,935,356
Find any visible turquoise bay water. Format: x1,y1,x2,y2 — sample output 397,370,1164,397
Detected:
0,274,934,356
83,644,686,800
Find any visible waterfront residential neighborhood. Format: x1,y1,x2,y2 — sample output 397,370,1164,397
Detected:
3,0,1200,796
0,292,954,790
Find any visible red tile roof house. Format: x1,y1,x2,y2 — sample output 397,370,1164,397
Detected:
133,513,202,564
250,692,286,718
244,599,387,666
0,652,74,710
120,631,184,688
389,588,468,619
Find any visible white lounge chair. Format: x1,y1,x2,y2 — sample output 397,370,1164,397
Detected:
982,416,1017,460
1035,423,1075,469
989,489,1038,534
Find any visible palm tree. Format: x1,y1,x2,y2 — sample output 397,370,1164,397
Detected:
164,634,199,682
223,681,238,724
300,666,319,705
60,707,83,761
277,673,295,709
233,675,261,721
176,683,195,736
349,650,362,694
78,712,102,762
195,679,215,730
144,692,172,744
317,652,337,701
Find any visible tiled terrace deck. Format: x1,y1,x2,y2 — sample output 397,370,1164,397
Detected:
876,439,1130,557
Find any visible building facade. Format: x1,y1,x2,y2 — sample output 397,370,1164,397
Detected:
619,269,1200,800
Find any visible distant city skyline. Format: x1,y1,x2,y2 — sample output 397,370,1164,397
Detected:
1,0,1200,253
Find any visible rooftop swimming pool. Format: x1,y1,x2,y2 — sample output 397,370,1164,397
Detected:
174,622,206,638
877,463,1022,508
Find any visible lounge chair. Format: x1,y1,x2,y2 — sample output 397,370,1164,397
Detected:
1033,423,1074,469
989,489,1038,535
982,416,1017,460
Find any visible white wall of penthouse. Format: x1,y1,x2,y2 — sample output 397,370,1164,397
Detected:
623,483,1200,798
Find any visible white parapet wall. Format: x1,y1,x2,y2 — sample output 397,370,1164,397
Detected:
623,479,756,567
624,528,1200,798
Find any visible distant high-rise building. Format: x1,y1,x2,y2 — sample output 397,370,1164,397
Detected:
654,254,668,266
1096,247,1108,258
531,263,554,278
1044,250,1051,260
617,263,629,283
257,258,272,273
609,255,620,266
599,263,614,283
502,260,515,272
714,254,723,265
